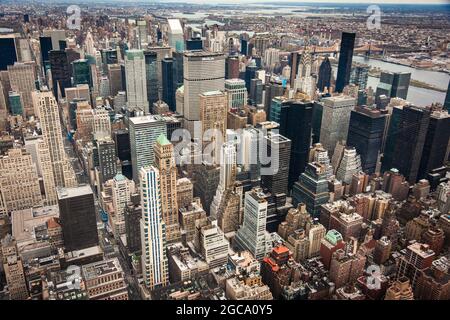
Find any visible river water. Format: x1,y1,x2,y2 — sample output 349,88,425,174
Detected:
351,56,449,107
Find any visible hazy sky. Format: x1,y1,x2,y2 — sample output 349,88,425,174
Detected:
161,0,449,4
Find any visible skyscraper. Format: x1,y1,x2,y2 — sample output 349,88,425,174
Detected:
96,138,117,187
376,71,411,100
162,57,175,111
349,64,369,90
199,91,228,160
7,62,36,116
381,105,431,183
445,80,450,112
153,135,180,243
225,79,247,110
167,19,185,52
32,90,77,188
347,106,386,174
139,166,169,290
49,50,71,98
270,98,313,189
125,49,149,113
144,50,159,107
129,115,167,183
235,188,268,261
183,51,225,133
317,56,332,92
261,133,291,196
72,59,91,87
292,162,330,218
335,32,356,93
57,185,99,252
0,34,18,71
320,95,356,156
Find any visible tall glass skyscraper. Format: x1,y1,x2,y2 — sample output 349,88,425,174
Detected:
376,71,411,100
317,56,332,92
0,36,17,71
162,57,175,111
144,51,159,107
335,32,356,93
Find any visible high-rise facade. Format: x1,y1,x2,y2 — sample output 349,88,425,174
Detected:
0,34,18,71
183,51,225,132
225,79,247,110
347,106,386,174
125,49,149,113
162,57,175,111
139,166,169,290
261,133,291,195
335,147,363,185
153,135,180,243
57,185,99,252
167,19,185,52
7,62,36,116
0,148,43,213
320,95,356,156
32,90,77,188
349,65,369,90
129,115,167,183
381,105,431,183
235,188,268,261
292,162,330,218
317,56,332,92
270,98,313,189
199,91,228,159
376,71,411,100
335,32,356,93
144,51,159,107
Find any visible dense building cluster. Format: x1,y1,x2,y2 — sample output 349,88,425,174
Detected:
0,2,449,301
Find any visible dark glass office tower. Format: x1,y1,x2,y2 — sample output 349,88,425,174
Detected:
311,101,324,144
57,185,99,252
317,56,332,92
335,32,356,93
144,50,159,105
444,80,450,112
113,129,131,162
347,106,386,174
172,51,184,91
186,38,203,50
0,37,17,70
49,50,71,98
245,62,258,92
382,105,431,183
162,57,175,111
261,133,291,196
102,48,118,65
418,110,450,180
96,138,117,186
240,38,248,56
289,51,300,86
264,78,284,115
39,36,52,67
270,98,313,189
249,78,263,105
376,71,411,100
72,59,92,87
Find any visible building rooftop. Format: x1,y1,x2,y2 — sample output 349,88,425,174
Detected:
82,258,123,281
57,185,93,199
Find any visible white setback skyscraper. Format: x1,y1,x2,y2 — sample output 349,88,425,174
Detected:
167,19,184,52
234,188,269,261
125,49,149,113
140,166,169,290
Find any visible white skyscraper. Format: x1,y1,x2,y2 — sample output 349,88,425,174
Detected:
125,49,149,113
234,188,269,261
167,19,184,52
210,142,237,220
140,166,169,290
32,90,77,188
